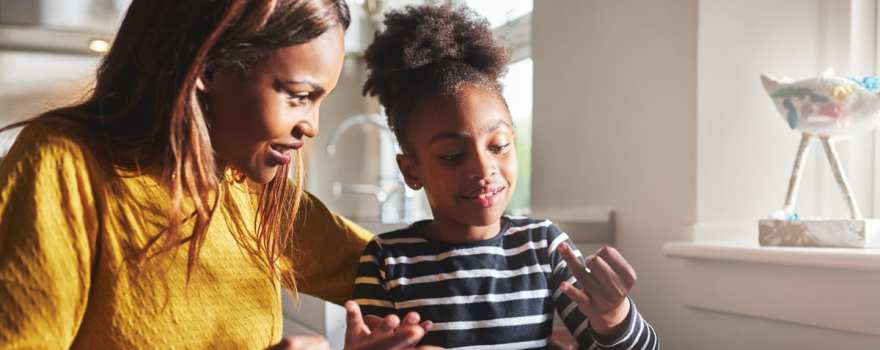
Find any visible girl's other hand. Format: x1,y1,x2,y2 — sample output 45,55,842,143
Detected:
548,327,577,350
557,244,637,336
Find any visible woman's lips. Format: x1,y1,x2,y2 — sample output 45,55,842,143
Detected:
267,142,302,166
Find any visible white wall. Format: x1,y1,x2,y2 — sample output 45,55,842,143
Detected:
532,1,698,348
0,51,98,125
534,0,879,349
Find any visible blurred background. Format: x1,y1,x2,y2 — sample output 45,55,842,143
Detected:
1,1,879,349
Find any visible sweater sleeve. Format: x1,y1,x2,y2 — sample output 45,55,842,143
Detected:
0,122,100,349
546,223,659,350
283,192,373,305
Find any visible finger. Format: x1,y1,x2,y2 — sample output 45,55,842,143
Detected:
597,246,638,289
557,243,590,284
586,255,627,302
574,264,613,307
560,281,591,310
356,325,425,350
345,301,368,343
364,315,385,331
266,336,292,350
374,314,400,336
580,256,617,304
282,336,331,350
346,301,365,327
418,320,433,331
402,311,421,327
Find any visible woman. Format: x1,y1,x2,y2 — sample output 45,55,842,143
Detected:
0,1,433,349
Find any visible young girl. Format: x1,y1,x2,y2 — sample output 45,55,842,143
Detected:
353,5,658,349
0,1,434,349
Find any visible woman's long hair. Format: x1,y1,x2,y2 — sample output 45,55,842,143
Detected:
2,0,350,279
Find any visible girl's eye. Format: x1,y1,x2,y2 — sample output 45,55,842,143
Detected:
440,152,463,161
490,143,511,154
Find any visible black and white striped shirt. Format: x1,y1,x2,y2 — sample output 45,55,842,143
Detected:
353,216,659,349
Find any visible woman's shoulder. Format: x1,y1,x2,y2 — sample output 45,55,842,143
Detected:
0,116,108,184
6,117,98,160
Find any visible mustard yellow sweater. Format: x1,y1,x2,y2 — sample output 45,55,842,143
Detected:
0,120,372,349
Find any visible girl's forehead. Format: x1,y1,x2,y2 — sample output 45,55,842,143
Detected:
417,87,511,127
418,116,514,146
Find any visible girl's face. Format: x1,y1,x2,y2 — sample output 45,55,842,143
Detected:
202,26,345,183
399,85,518,229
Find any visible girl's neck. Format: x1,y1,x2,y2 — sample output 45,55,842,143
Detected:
424,217,504,244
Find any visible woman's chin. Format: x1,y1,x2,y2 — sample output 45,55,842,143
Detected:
240,164,279,184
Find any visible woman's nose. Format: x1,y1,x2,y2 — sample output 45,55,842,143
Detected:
294,113,319,139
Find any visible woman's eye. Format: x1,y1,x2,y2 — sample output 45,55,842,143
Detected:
490,143,511,153
287,93,312,106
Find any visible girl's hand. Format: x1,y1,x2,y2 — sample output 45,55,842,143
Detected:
557,244,637,336
267,336,331,350
548,327,578,350
343,301,440,350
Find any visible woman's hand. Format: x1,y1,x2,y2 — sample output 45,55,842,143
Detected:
343,301,440,350
557,244,637,336
267,336,331,350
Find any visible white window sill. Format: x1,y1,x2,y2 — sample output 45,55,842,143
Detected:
664,241,880,337
663,241,880,272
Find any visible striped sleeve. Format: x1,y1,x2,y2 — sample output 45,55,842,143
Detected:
352,239,395,317
546,224,659,350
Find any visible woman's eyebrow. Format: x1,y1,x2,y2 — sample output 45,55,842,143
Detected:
276,79,325,94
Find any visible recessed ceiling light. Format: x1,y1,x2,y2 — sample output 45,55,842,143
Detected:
88,39,110,53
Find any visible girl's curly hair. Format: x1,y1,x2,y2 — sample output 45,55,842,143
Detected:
362,4,511,151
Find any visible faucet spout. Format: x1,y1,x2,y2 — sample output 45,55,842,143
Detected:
325,113,394,155
325,112,422,223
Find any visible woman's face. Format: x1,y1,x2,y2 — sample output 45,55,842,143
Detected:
202,26,345,183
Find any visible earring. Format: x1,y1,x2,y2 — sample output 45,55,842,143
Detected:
408,181,422,190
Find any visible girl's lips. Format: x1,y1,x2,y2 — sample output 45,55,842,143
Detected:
462,186,506,208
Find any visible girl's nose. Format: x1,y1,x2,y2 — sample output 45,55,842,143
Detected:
468,151,497,181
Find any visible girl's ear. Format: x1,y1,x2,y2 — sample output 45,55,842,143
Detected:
397,153,422,190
